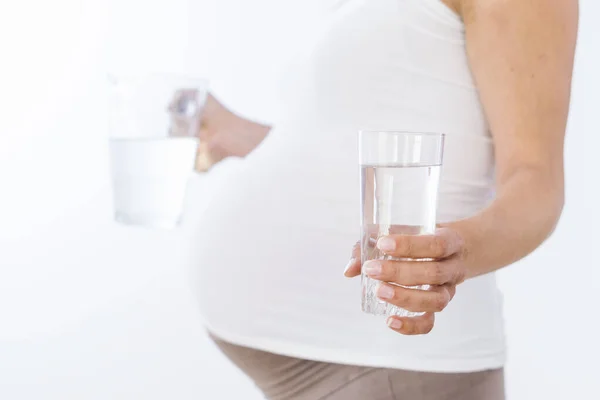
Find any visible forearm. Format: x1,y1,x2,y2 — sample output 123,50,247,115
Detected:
226,114,271,158
196,94,272,171
446,167,565,279
450,0,576,279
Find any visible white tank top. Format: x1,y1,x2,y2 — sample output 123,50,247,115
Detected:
190,0,505,372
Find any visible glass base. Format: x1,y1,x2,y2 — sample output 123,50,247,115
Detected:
361,275,427,318
114,212,181,230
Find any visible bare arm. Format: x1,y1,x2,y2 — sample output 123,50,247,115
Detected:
345,0,578,335
449,0,578,278
195,94,271,171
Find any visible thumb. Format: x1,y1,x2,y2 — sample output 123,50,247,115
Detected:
344,241,362,278
194,142,215,172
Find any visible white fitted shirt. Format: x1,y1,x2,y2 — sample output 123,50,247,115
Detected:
189,0,505,372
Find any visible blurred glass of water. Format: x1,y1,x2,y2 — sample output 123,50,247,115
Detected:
108,74,208,229
359,131,445,317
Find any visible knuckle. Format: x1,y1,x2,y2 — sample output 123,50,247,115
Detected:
403,321,417,335
381,261,396,279
415,294,429,310
394,262,408,284
421,314,435,334
432,293,448,312
431,236,448,257
393,288,411,307
389,286,400,301
420,294,434,311
451,262,466,284
396,237,410,255
447,285,457,300
426,263,445,284
454,269,466,285
422,321,434,334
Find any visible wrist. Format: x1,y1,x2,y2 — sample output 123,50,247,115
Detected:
229,116,271,156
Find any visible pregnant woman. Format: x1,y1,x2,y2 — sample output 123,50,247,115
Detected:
190,0,578,399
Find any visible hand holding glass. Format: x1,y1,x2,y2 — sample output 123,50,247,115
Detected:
108,74,208,229
359,131,445,317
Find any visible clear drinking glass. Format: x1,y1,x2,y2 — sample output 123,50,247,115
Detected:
108,74,208,229
359,131,445,317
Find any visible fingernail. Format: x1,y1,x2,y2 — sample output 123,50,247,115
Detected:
344,258,356,274
377,237,396,252
387,318,403,330
363,260,382,277
377,284,395,300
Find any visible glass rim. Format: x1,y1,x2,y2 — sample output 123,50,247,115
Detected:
358,130,445,138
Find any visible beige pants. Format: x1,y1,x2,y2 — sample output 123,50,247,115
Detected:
210,334,505,400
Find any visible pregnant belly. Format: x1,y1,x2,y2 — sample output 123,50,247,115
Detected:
188,131,361,321
187,131,504,348
201,127,360,234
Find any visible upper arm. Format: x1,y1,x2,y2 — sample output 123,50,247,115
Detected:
460,0,578,186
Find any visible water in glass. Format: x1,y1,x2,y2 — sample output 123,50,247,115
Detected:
109,137,198,229
360,163,441,317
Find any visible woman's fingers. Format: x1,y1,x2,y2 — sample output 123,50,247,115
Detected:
344,230,464,336
387,313,435,335
376,228,463,260
363,258,464,286
343,241,362,277
376,283,455,313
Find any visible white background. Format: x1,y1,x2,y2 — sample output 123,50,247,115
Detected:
0,0,598,399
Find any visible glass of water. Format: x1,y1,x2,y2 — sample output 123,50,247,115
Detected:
359,131,445,317
108,74,208,229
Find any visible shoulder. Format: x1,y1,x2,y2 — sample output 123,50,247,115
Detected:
450,0,579,23
440,0,462,17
